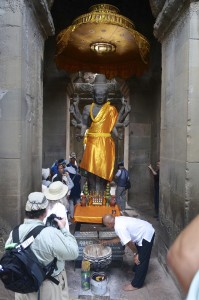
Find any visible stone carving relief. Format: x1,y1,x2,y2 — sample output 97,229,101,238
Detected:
159,184,184,240
25,94,34,123
46,0,54,9
0,217,11,257
70,73,131,141
162,4,189,62
149,0,166,18
154,0,189,41
0,89,8,119
0,0,23,12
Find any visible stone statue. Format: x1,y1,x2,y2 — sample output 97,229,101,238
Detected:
70,74,131,192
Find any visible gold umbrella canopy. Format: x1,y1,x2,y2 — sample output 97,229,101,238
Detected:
55,4,150,79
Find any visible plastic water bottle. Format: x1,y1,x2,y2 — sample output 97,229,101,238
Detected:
81,260,91,290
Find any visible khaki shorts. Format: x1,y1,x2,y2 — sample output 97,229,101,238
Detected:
15,270,69,300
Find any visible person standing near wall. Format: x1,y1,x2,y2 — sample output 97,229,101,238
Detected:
148,161,160,219
65,166,81,220
115,161,129,212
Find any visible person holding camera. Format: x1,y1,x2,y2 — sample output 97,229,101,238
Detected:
52,163,74,191
43,182,70,231
5,191,79,300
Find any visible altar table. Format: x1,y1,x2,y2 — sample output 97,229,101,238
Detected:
73,204,121,224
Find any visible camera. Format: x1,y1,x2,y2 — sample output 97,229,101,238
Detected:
45,213,62,229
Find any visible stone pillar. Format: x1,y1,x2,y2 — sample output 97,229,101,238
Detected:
0,0,54,230
154,0,199,267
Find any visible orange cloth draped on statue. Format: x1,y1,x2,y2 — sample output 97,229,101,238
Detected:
80,102,118,181
73,204,121,223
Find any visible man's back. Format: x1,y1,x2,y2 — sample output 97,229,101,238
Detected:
116,168,129,187
114,216,155,246
5,219,78,276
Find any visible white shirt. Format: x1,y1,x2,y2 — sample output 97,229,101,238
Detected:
114,216,155,246
186,270,199,300
43,202,69,231
115,169,121,177
52,174,74,191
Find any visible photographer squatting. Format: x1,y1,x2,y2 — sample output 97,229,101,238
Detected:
5,192,79,300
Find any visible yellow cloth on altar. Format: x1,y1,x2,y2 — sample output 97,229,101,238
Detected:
80,102,118,181
73,204,121,223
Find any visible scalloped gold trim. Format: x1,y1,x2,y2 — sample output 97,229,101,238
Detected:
89,4,120,14
72,11,135,31
55,3,150,79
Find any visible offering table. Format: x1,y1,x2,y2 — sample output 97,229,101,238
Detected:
73,204,121,224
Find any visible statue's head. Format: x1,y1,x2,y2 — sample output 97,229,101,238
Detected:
93,74,108,105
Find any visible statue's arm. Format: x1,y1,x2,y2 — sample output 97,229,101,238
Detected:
69,95,82,125
69,96,90,140
112,127,119,138
117,97,131,124
80,105,90,137
115,119,130,128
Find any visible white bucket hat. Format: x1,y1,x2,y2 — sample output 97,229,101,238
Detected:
42,168,50,180
65,166,76,175
43,181,68,201
26,192,49,211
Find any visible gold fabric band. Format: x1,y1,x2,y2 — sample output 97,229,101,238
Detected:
86,132,111,137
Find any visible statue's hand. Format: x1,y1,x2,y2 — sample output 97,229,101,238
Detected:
73,94,80,105
123,119,130,127
118,132,123,140
69,105,75,114
125,104,131,114
121,96,126,105
75,133,84,142
71,119,78,127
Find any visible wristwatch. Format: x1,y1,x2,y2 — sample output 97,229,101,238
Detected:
133,252,138,256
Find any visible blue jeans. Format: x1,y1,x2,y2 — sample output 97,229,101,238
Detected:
115,186,126,211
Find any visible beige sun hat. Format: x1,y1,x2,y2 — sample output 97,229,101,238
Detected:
43,181,68,201
69,152,77,159
25,192,49,212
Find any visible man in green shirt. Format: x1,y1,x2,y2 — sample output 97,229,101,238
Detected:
5,192,79,300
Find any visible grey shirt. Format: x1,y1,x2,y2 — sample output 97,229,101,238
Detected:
5,219,79,276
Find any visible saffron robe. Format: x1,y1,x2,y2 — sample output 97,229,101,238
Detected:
80,102,118,181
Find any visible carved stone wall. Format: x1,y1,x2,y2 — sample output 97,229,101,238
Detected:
42,37,70,167
0,0,54,229
153,0,190,41
158,1,199,269
149,0,166,17
127,39,161,207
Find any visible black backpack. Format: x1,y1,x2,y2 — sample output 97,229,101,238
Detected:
0,224,59,294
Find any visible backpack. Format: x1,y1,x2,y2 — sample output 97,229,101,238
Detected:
125,178,131,190
116,168,131,189
0,224,59,294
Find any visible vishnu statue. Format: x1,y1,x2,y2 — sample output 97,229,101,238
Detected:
70,74,131,192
